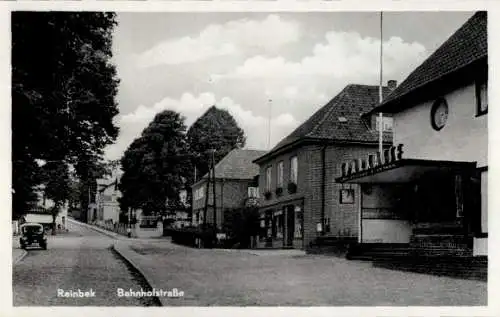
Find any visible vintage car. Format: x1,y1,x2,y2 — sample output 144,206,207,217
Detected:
19,223,47,250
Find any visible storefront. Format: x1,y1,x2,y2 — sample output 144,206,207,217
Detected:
336,145,483,257
258,200,304,249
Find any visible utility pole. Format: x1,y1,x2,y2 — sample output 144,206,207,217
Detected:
211,149,217,230
267,98,272,150
378,11,384,155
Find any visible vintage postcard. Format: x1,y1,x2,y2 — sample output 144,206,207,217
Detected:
3,1,496,316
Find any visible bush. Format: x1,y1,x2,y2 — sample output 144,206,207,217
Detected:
169,225,216,248
223,206,260,249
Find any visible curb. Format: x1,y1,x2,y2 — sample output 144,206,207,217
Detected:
112,242,165,306
13,249,27,265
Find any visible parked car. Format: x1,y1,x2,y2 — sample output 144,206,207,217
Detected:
19,223,47,250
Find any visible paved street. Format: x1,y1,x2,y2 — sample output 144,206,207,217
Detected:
119,240,487,306
12,221,159,306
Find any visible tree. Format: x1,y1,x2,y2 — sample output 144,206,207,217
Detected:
119,110,191,216
186,106,246,184
41,162,71,235
12,12,120,220
223,206,260,248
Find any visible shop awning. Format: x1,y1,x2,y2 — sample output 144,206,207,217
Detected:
335,158,477,184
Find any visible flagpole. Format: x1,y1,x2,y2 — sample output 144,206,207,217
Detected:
378,11,384,155
268,97,272,150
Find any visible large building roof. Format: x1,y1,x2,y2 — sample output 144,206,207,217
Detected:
255,84,393,163
198,148,267,182
374,11,487,113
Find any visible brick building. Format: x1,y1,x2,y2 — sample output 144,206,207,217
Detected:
336,12,487,257
191,149,266,229
253,82,396,249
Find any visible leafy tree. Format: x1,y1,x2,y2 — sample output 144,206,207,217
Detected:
186,106,246,184
41,163,71,234
119,110,191,216
12,12,120,220
223,206,260,248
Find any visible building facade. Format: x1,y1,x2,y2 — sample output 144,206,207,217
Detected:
93,170,122,225
191,149,265,229
254,83,396,249
336,12,487,257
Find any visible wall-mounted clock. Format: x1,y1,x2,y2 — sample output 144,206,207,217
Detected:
431,98,449,131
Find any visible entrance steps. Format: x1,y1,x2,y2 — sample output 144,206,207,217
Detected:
346,243,486,281
372,255,487,281
346,243,410,261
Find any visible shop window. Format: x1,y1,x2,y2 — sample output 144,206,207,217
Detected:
259,211,273,241
294,206,303,239
476,79,488,116
273,210,284,239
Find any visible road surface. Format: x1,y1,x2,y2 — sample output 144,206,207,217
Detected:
12,221,159,306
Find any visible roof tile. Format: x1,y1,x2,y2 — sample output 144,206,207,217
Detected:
269,84,393,153
201,149,267,180
377,11,487,110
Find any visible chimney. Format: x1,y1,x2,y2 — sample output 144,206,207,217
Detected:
387,80,397,91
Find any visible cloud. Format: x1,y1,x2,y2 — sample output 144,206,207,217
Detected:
104,92,299,160
217,31,427,82
137,14,301,68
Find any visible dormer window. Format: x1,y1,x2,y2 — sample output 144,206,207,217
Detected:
374,115,393,131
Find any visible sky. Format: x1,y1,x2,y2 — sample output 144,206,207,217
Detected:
104,11,475,161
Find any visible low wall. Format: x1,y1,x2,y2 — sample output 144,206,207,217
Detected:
361,219,412,243
135,224,163,238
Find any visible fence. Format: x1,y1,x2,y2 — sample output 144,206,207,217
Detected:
91,219,163,238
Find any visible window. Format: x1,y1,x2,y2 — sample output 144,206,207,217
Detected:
476,80,488,116
290,156,298,184
277,161,284,188
194,186,205,200
266,166,272,191
375,116,393,131
248,186,259,198
340,189,355,204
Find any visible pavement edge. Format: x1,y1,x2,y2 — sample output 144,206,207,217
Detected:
112,242,164,306
13,249,27,265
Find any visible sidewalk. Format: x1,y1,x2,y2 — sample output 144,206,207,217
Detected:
113,240,198,306
67,217,169,243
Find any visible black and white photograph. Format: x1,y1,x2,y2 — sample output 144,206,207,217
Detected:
6,4,491,313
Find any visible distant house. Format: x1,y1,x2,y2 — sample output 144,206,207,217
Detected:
336,12,487,257
191,148,266,229
164,188,192,229
22,184,68,230
93,170,122,225
253,82,396,249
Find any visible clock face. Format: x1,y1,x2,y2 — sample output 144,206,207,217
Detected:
431,98,449,130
